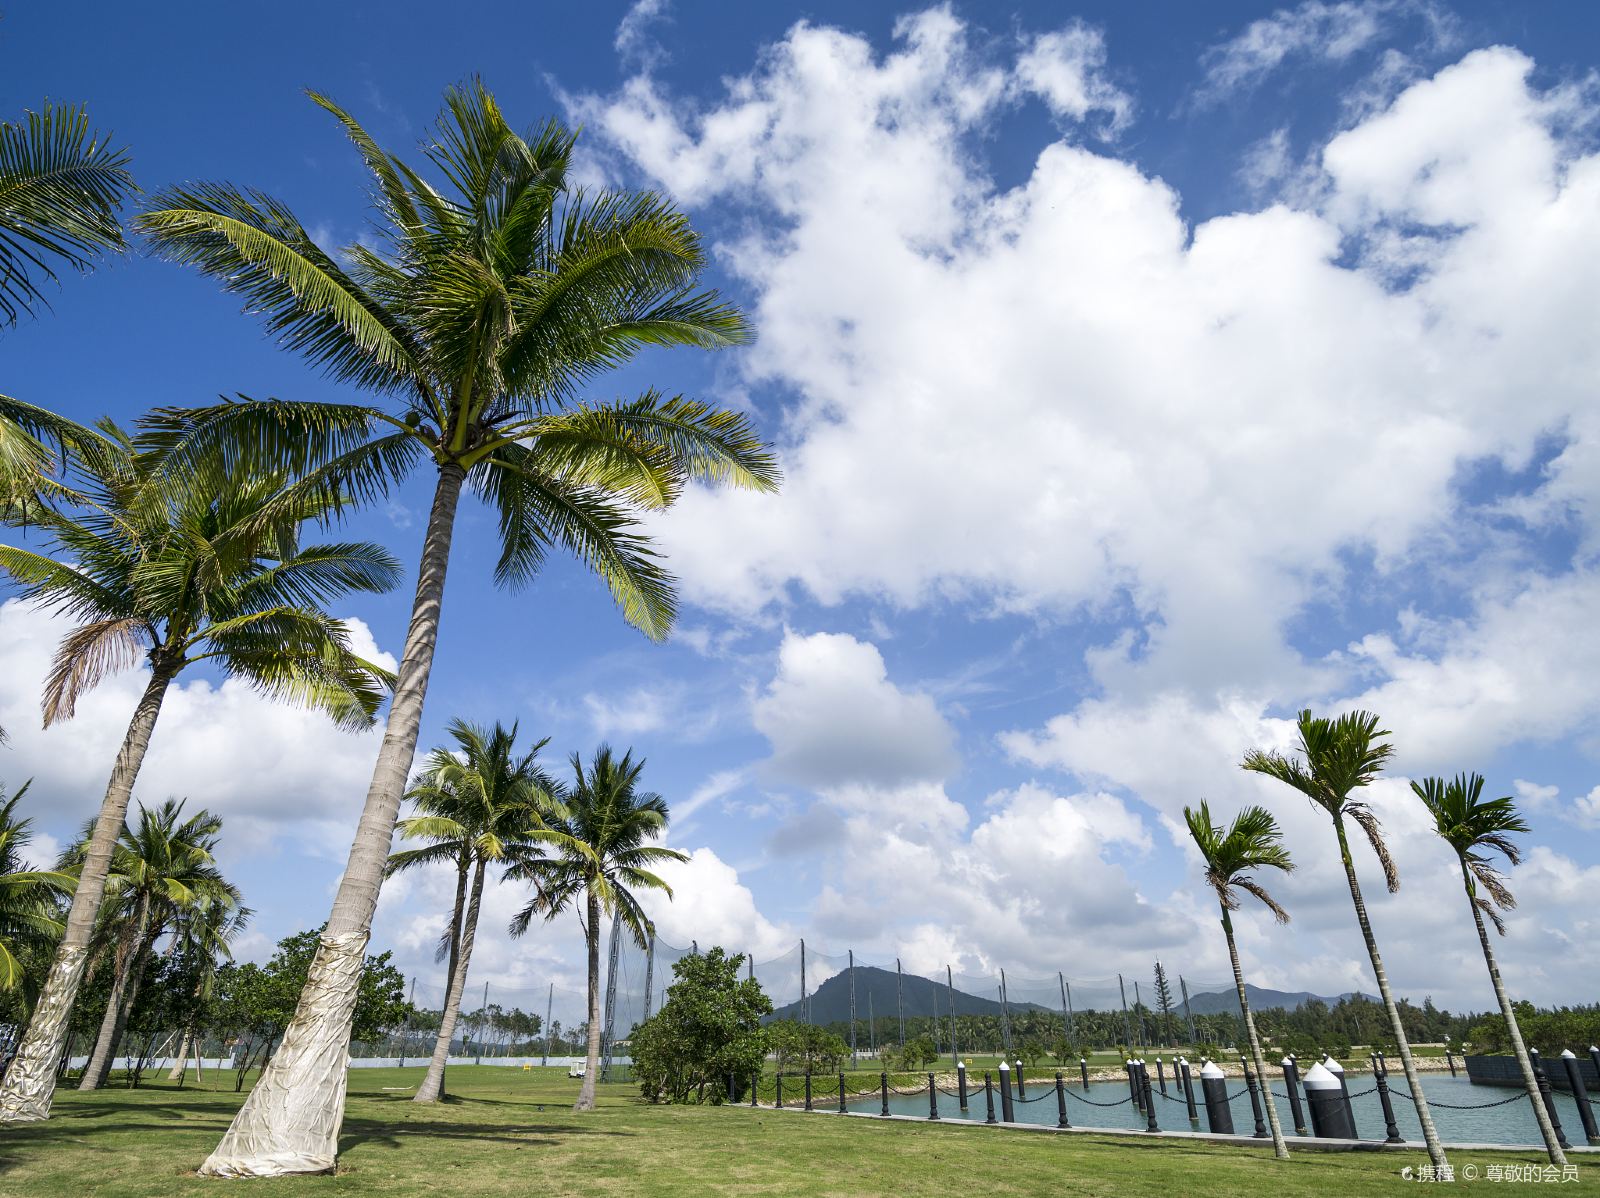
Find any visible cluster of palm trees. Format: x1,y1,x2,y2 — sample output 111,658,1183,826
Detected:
389,724,684,1111
0,80,777,1177
1188,709,1569,1169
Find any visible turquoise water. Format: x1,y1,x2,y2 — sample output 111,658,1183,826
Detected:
840,1072,1595,1148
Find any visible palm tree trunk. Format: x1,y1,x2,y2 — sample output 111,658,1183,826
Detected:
575,890,602,1112
80,896,151,1090
200,462,465,1177
415,856,484,1104
167,1026,192,1082
0,664,175,1123
1221,908,1289,1160
1333,817,1448,1168
103,927,157,1088
1462,863,1565,1164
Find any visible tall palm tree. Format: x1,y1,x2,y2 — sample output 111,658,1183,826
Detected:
1184,801,1294,1160
0,782,74,996
65,799,238,1090
506,744,687,1111
138,82,777,1175
1242,709,1449,1169
388,718,564,1103
0,424,398,1122
1,100,133,327
1413,773,1565,1165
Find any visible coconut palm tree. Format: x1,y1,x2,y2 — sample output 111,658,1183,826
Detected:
1412,773,1565,1165
388,718,565,1103
166,898,253,1084
1184,800,1294,1160
1242,709,1448,1169
65,799,238,1090
137,81,776,1174
0,782,74,996
1,100,133,327
506,745,686,1111
0,425,398,1122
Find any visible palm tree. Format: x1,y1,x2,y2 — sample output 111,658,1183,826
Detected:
0,782,75,996
166,898,252,1084
1413,773,1565,1165
1184,801,1294,1160
0,424,398,1123
1242,709,1449,1169
1,100,133,327
388,718,564,1103
137,82,776,1174
65,799,238,1090
507,744,687,1111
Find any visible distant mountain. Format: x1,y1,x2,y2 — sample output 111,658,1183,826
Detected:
764,968,1374,1026
1181,985,1377,1016
766,965,1046,1024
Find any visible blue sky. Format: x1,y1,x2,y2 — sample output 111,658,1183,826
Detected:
4,0,1600,1018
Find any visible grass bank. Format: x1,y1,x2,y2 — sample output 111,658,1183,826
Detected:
0,1065,1569,1196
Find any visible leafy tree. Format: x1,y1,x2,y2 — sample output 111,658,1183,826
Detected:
212,928,410,1093
388,718,564,1102
138,81,777,1175
1184,800,1294,1161
766,1020,848,1074
0,101,133,326
1413,773,1565,1166
165,898,252,1084
508,744,686,1110
0,783,73,997
632,947,770,1104
0,424,397,1124
1243,709,1449,1170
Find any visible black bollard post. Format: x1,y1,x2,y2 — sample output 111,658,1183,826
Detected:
752,1072,760,1107
776,1072,783,1109
957,1060,969,1110
928,1072,940,1120
804,1071,813,1112
1567,1050,1600,1146
1326,1057,1357,1137
999,1060,1016,1123
838,1071,847,1114
1199,1061,1235,1134
728,1072,736,1103
1445,1047,1457,1077
1156,1056,1168,1096
1142,1062,1160,1132
1079,1056,1090,1090
1241,1057,1267,1139
1590,1045,1600,1088
1015,1059,1026,1098
1282,1057,1307,1135
1530,1049,1573,1150
1371,1054,1404,1144
1180,1057,1200,1130
984,1071,997,1124
1126,1059,1142,1111
1302,1061,1355,1139
881,1071,890,1117
1056,1071,1070,1128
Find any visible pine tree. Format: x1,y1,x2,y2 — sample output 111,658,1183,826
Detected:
1153,961,1177,1047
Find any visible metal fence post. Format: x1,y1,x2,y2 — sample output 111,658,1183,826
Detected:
1283,1055,1308,1136
999,1060,1015,1123
1562,1050,1600,1145
1530,1049,1572,1150
928,1072,940,1120
984,1071,996,1123
1241,1056,1266,1138
1371,1053,1403,1144
1055,1070,1070,1128
881,1071,890,1117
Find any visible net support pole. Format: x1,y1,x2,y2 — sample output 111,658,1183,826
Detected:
1119,973,1134,1049
896,959,905,1047
999,970,1013,1054
1179,975,1196,1045
946,965,958,1065
1058,972,1070,1044
800,939,808,1025
601,914,621,1080
641,932,656,1023
543,983,553,1066
848,950,858,1067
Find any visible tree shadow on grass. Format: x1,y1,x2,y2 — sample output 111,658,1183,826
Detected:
337,1117,630,1155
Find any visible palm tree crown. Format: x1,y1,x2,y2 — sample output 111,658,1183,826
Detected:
507,745,686,944
0,782,75,993
1241,708,1400,891
1411,773,1525,934
1184,800,1295,921
1,101,133,327
0,420,399,728
139,81,778,639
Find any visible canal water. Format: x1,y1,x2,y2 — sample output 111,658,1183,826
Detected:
844,1072,1594,1147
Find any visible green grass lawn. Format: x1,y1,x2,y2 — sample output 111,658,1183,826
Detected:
0,1066,1573,1197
